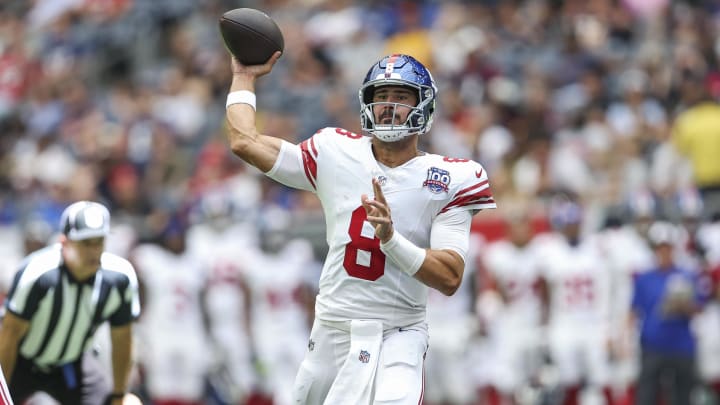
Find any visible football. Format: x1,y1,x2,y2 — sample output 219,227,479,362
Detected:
218,8,284,66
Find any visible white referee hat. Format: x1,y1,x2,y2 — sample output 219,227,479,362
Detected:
60,201,111,241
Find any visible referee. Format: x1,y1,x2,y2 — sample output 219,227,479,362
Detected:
0,201,140,405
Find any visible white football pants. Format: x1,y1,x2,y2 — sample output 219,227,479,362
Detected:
292,319,428,405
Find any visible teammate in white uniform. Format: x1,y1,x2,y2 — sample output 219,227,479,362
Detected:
243,235,317,405
424,233,484,405
225,53,496,404
597,217,654,403
131,220,210,405
535,199,614,405
186,191,260,404
477,214,544,403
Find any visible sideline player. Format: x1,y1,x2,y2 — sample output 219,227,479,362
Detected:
477,212,544,403
424,233,485,405
186,191,259,403
535,199,614,405
224,52,496,404
131,217,210,405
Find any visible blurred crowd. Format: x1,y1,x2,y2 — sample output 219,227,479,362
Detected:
1,0,720,404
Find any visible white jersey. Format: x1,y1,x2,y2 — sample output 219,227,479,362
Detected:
267,127,495,328
597,226,654,322
131,243,210,400
698,221,720,266
186,222,258,397
0,225,23,305
243,239,316,340
187,221,256,329
243,239,317,405
599,226,654,277
481,238,543,328
131,244,207,334
535,234,612,327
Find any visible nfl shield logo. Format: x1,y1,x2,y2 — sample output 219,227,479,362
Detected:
358,350,370,364
423,167,450,193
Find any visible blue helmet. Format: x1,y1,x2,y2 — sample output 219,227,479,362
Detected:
359,54,437,142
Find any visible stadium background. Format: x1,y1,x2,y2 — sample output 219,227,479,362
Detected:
1,0,720,404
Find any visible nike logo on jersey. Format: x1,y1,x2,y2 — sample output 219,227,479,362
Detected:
475,168,484,178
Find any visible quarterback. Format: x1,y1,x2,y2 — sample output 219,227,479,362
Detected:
225,52,495,404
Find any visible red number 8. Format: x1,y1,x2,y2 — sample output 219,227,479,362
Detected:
443,157,469,163
335,128,363,139
343,206,386,281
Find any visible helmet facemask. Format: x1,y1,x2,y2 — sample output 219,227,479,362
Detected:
359,55,437,142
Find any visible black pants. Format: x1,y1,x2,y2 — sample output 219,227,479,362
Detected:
636,349,698,405
10,351,111,405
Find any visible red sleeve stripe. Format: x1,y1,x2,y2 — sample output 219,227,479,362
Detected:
300,139,317,190
440,191,495,214
310,136,318,157
455,180,489,198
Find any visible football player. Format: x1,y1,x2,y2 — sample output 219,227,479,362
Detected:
477,212,545,403
224,53,496,404
424,233,485,405
535,198,614,405
596,213,654,404
186,190,260,404
131,217,210,405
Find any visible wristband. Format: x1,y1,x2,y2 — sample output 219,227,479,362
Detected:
380,231,426,276
226,90,256,110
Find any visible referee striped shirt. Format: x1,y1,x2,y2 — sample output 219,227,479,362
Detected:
4,244,140,368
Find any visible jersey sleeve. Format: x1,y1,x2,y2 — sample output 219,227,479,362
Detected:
439,162,496,215
430,208,473,263
265,128,337,192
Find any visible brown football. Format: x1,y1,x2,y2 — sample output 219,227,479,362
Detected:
218,8,284,66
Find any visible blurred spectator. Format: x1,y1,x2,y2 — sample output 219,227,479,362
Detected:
671,73,720,219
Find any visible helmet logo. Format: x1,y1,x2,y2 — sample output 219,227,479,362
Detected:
384,54,400,78
384,62,395,78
